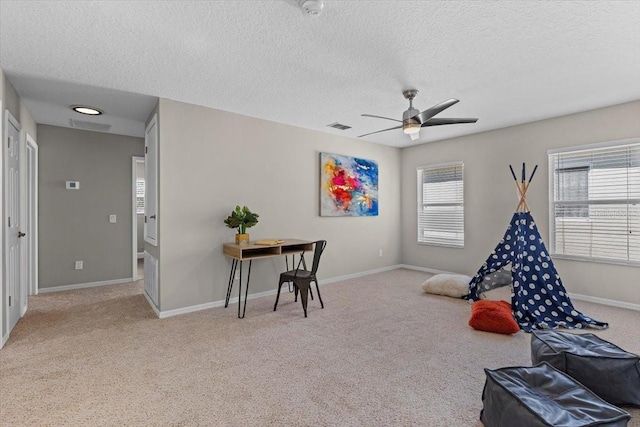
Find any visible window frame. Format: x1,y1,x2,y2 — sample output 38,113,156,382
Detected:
416,161,464,248
548,138,640,267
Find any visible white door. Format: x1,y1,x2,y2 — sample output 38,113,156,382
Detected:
144,114,158,245
5,111,23,331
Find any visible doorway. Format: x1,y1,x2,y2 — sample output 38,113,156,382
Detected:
132,156,145,281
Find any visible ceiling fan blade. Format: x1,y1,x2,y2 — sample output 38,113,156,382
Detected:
358,125,403,138
361,114,403,123
421,118,478,127
412,99,459,124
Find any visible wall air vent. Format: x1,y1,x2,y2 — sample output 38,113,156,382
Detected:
327,122,352,131
69,119,112,132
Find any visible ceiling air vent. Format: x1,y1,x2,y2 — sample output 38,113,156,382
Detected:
69,119,112,132
327,122,352,131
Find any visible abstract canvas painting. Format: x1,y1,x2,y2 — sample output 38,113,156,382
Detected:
320,152,378,216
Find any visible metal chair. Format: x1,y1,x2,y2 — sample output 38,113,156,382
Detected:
274,240,326,317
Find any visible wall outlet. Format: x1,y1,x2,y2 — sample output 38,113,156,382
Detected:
109,214,117,223
75,260,83,270
378,249,383,257
234,271,240,281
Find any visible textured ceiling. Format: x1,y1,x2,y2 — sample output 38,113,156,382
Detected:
1,1,639,146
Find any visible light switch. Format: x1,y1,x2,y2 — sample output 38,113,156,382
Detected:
109,214,117,223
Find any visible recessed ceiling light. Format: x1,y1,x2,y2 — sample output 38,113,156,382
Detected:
71,105,103,115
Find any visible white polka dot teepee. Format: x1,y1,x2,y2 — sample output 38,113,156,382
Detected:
467,164,608,331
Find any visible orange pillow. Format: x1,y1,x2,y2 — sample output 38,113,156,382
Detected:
469,300,519,334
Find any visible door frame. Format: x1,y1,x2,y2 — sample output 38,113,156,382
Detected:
131,156,144,281
25,133,38,297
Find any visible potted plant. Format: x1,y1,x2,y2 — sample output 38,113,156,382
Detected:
224,205,259,245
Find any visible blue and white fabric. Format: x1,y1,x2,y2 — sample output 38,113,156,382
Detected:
467,212,608,332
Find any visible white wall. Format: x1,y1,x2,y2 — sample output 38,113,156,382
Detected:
401,101,640,305
156,98,402,312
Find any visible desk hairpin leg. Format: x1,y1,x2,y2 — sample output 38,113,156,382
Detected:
238,260,252,319
285,255,293,293
225,259,238,308
225,259,251,318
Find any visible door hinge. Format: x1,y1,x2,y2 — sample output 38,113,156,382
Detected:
145,146,148,154
8,296,11,306
8,217,10,227
144,215,147,223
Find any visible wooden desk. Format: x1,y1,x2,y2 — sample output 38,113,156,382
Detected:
223,239,313,318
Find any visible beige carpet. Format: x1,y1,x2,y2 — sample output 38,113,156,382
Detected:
1,269,638,426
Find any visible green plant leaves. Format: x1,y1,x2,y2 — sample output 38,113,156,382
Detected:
224,205,259,234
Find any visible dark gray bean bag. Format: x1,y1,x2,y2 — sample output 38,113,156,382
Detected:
481,363,631,427
531,330,640,407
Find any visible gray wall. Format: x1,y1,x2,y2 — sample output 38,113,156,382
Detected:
156,98,402,312
401,100,640,305
38,125,144,289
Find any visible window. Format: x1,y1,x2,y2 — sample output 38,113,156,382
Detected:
549,139,640,265
136,179,145,214
417,162,464,247
555,167,588,218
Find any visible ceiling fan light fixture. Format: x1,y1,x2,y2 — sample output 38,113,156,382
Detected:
359,89,477,141
71,105,103,116
403,122,420,135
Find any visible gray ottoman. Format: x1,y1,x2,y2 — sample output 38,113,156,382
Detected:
531,330,640,407
481,363,631,427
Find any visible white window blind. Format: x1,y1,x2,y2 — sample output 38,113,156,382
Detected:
549,140,640,265
417,162,464,247
136,179,145,214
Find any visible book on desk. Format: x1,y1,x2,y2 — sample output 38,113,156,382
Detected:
254,239,285,245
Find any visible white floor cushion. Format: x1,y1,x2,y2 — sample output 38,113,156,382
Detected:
421,274,471,298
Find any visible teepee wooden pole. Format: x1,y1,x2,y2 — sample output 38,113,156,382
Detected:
509,163,538,212
510,165,525,212
516,181,527,212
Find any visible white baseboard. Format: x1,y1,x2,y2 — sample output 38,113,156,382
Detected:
26,264,639,320
38,277,134,293
1,332,8,349
158,287,282,319
137,252,144,259
570,293,640,312
402,264,639,312
318,265,401,285
157,265,403,319
397,264,458,275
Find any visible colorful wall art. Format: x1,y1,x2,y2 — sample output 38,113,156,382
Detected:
320,152,378,216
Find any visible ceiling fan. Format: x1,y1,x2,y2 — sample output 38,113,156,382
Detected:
359,90,478,141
